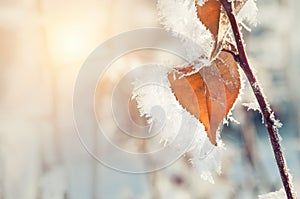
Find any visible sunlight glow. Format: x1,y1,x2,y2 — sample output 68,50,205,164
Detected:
61,31,85,59
46,24,99,65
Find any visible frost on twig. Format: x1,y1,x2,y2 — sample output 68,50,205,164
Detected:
243,101,260,112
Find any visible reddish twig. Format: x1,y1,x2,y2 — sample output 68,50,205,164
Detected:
219,0,297,198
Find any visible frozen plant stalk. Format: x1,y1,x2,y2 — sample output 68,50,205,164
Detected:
219,0,297,198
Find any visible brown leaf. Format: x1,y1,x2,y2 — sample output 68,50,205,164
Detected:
168,51,241,145
196,0,221,39
196,0,248,59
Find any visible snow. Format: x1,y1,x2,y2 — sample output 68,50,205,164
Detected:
190,139,224,183
133,64,223,183
258,188,287,199
237,0,258,27
157,0,258,65
157,0,214,66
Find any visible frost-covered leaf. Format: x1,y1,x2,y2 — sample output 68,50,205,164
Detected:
135,0,256,180
196,0,221,40
133,65,223,182
168,51,241,145
196,0,249,59
196,0,221,58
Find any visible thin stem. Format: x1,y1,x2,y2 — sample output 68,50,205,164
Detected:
219,0,297,198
